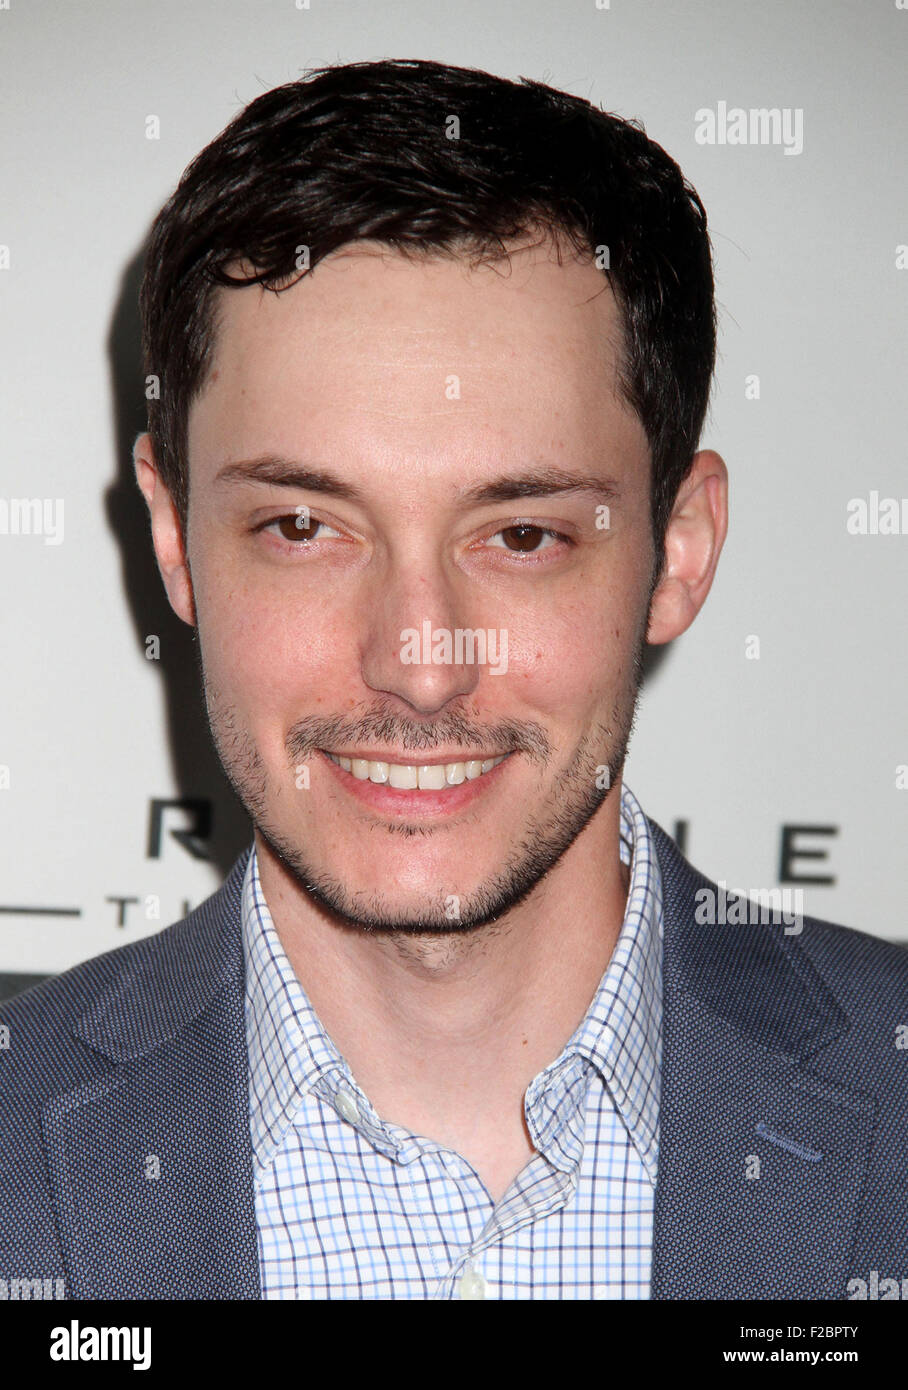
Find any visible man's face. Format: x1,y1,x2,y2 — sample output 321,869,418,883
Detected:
184,237,655,933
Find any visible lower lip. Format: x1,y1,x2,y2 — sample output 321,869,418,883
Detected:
317,749,512,816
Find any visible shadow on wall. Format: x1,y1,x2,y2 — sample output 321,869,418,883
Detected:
102,246,672,888
104,248,253,884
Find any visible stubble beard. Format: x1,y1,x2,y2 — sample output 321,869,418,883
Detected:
197,628,646,939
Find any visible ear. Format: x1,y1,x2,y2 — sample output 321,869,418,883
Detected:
646,449,728,645
133,432,196,627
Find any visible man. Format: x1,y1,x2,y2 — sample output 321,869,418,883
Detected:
2,58,906,1301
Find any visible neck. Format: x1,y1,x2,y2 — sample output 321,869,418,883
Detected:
255,786,630,1135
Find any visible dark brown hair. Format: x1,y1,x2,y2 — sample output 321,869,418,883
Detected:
139,58,715,562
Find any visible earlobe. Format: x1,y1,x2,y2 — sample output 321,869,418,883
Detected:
646,449,728,646
132,433,197,628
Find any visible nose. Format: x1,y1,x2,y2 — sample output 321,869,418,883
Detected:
359,563,485,715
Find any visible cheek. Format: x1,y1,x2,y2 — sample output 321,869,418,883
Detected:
502,594,638,718
197,575,354,722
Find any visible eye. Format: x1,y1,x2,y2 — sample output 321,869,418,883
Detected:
258,512,343,545
484,524,569,554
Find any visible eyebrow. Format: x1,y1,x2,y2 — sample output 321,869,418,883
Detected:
213,454,621,506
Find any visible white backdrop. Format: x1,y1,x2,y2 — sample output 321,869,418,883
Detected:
1,0,905,989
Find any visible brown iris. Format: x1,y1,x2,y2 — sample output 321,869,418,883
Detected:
499,524,546,552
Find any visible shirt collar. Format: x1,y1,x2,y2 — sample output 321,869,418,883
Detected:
525,782,663,1183
243,782,663,1184
243,853,355,1178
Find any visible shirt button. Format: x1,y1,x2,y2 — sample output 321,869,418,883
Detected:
457,1264,487,1300
335,1087,360,1124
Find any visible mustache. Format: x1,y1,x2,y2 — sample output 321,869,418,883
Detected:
286,706,551,764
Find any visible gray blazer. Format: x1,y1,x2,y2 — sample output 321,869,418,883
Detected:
1,822,906,1299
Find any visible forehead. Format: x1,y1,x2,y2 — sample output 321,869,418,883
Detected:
187,237,642,486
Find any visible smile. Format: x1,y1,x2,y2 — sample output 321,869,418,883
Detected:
321,750,511,790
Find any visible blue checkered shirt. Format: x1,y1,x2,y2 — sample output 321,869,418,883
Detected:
242,782,664,1299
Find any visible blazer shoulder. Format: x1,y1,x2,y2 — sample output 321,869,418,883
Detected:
0,845,252,1094
648,814,908,1015
792,907,908,1003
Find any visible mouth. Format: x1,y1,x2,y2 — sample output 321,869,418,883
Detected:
315,747,514,817
321,750,511,790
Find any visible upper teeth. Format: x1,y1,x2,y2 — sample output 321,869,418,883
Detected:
324,752,509,789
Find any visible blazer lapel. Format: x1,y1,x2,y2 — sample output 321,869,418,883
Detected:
648,822,876,1299
42,849,261,1299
